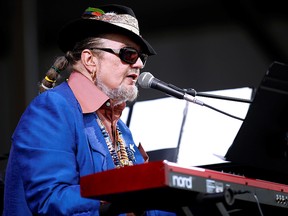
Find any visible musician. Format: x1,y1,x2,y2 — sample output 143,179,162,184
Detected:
3,4,176,216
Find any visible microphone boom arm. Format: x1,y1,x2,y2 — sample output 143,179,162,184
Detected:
168,84,248,121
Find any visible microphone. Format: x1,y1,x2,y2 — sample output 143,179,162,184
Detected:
138,72,204,106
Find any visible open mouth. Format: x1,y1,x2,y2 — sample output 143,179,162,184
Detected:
127,73,138,82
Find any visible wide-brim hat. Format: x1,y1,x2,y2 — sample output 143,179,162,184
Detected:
58,4,156,56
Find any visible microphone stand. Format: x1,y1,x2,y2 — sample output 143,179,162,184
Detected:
181,88,252,103
168,85,254,121
174,100,189,163
125,100,136,128
186,88,253,104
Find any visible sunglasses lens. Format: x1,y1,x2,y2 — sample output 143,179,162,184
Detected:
139,54,148,66
120,48,139,64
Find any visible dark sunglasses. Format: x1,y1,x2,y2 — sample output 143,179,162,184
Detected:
91,47,148,67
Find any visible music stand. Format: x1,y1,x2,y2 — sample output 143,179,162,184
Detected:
225,61,288,184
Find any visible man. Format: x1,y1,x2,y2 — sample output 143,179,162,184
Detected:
3,4,177,216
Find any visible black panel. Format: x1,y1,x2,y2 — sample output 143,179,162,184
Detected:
224,62,288,184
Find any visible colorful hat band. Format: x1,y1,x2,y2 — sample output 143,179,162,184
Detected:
82,7,140,35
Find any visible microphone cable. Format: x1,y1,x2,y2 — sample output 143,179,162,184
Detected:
169,84,248,121
202,103,244,121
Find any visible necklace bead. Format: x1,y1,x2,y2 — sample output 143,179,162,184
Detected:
96,115,134,167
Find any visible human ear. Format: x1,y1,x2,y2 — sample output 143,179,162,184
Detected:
81,49,97,68
81,49,97,80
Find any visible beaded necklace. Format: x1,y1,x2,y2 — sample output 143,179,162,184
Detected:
96,115,135,168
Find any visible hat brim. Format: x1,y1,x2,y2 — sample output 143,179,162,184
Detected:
58,19,156,56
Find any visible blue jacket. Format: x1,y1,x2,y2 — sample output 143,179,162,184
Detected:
3,82,176,216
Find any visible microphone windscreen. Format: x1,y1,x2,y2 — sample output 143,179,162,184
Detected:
138,72,154,88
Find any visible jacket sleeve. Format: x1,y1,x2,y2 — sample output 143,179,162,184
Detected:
12,91,100,215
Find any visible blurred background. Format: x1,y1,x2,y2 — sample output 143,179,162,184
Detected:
1,0,288,209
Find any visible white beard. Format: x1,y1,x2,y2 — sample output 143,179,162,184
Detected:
96,78,139,105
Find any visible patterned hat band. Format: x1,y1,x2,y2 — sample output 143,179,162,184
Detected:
82,7,140,35
58,5,156,55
